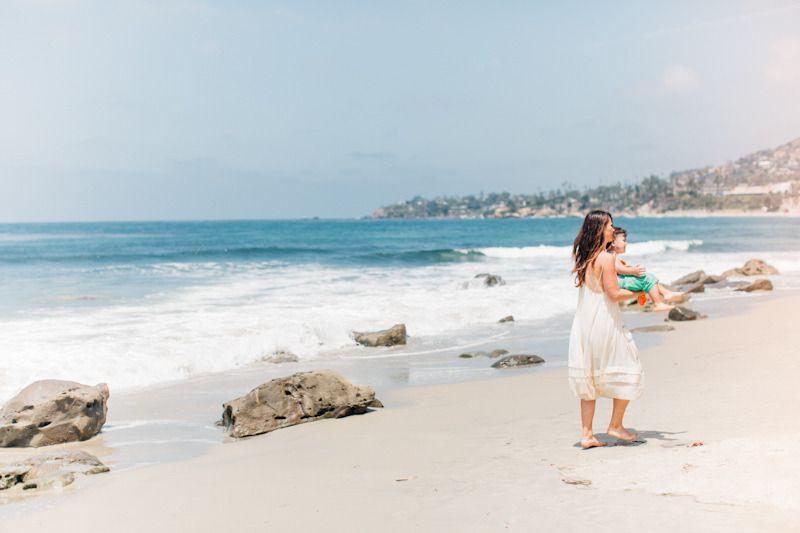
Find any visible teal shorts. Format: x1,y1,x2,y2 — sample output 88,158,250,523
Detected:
618,273,658,293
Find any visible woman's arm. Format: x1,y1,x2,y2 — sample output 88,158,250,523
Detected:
600,252,639,302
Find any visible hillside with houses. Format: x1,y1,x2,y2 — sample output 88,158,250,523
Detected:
371,138,800,218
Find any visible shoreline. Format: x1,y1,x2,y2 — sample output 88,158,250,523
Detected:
1,285,797,530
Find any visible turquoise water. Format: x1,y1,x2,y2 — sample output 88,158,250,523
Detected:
0,217,797,399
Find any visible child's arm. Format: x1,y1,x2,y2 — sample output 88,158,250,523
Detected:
615,256,646,276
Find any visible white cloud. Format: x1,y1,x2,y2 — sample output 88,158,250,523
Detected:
766,37,800,84
661,64,700,92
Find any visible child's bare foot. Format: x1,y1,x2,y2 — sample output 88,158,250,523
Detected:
666,292,688,304
580,436,607,449
607,426,637,441
652,302,674,312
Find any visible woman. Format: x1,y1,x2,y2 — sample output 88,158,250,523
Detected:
569,210,644,449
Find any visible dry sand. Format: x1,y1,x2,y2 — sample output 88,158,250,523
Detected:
3,293,799,532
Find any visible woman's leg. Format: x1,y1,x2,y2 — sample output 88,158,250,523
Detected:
580,399,606,448
607,398,637,441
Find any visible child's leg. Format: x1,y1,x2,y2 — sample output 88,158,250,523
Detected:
658,283,683,299
644,274,673,310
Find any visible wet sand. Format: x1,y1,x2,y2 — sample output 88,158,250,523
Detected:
1,289,798,531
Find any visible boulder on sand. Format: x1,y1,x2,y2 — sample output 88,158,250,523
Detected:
734,279,774,293
353,324,407,347
475,273,506,287
222,370,383,439
0,450,109,492
667,306,706,322
722,259,779,277
0,380,109,448
491,354,545,369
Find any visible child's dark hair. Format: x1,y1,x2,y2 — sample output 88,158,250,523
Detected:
606,226,627,251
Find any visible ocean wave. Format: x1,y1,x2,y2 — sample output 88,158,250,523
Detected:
625,240,703,256
460,240,703,259
0,246,336,265
366,248,487,264
460,245,570,259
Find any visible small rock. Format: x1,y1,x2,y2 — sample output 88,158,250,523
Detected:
735,279,773,292
475,273,505,287
630,325,676,333
672,270,706,286
353,324,407,347
498,315,514,323
723,259,779,277
667,306,706,322
562,478,592,486
263,351,300,364
459,349,509,359
491,354,545,369
679,281,705,294
0,450,108,492
222,370,383,439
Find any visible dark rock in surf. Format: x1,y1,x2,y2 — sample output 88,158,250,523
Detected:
498,315,514,323
475,273,505,287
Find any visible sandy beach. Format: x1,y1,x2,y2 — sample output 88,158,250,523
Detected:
0,288,796,532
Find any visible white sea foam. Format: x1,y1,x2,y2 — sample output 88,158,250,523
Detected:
0,242,797,401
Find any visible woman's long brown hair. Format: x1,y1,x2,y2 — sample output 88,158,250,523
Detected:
572,210,613,287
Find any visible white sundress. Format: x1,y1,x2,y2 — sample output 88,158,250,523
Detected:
568,265,644,400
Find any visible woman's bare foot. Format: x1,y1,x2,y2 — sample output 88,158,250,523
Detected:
652,302,674,312
607,426,638,441
580,436,607,449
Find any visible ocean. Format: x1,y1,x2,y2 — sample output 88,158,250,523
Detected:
1,217,798,401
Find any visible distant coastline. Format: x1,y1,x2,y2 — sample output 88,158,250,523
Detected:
371,137,800,219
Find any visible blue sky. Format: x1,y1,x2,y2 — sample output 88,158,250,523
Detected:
1,0,799,220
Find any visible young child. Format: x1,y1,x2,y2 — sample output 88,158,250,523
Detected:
611,227,683,312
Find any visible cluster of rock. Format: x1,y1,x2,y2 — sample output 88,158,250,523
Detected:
671,259,777,295
627,259,780,325
0,380,111,494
